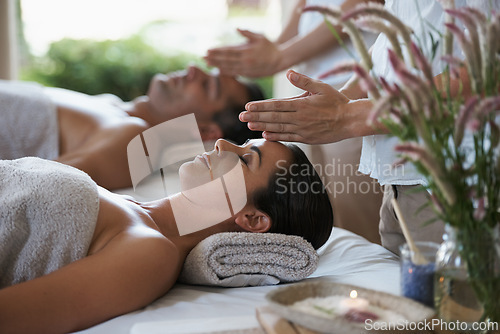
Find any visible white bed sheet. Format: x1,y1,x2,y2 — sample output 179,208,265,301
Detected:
75,226,400,334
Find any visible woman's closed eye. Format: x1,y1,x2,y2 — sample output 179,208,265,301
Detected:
239,154,250,166
239,152,256,167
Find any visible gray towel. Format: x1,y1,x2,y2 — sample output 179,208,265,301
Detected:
0,80,58,160
0,157,99,288
178,232,319,287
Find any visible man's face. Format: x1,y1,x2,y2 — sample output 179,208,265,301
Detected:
146,65,249,125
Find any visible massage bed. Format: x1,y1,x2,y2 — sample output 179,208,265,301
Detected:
71,141,399,334
76,226,399,334
77,162,400,333
0,80,400,333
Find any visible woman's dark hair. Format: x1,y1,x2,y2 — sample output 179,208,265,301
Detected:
252,143,334,249
213,80,264,145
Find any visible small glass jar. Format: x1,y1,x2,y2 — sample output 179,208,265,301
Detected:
400,241,439,308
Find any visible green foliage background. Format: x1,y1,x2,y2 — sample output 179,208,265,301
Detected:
20,34,273,101
21,36,201,101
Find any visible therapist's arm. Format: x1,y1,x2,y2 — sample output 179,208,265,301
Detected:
241,66,481,145
274,0,305,45
240,70,387,144
205,0,377,78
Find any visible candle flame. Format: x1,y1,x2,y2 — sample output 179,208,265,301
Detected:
350,290,358,299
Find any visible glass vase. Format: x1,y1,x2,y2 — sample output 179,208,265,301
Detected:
434,224,500,334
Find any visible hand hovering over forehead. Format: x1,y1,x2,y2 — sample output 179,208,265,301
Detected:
239,70,383,145
204,28,282,78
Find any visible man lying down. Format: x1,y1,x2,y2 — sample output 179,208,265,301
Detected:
0,138,334,333
0,66,263,190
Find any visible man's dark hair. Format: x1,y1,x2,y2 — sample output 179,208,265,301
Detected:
213,81,265,145
253,143,334,249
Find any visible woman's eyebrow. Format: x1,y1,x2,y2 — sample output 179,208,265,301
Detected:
250,145,262,167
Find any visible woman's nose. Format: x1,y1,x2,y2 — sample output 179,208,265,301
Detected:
214,139,238,154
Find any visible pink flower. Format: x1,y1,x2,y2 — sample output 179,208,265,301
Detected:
355,16,403,59
379,77,401,96
445,22,481,92
441,54,464,79
342,2,415,66
353,64,380,99
467,118,481,132
388,107,403,124
465,6,487,24
392,157,408,169
367,94,395,125
303,5,373,70
410,42,434,85
318,61,381,99
388,49,434,108
446,8,481,47
388,49,420,87
466,96,500,132
318,61,356,80
395,143,457,205
446,8,483,88
455,96,479,146
477,96,500,119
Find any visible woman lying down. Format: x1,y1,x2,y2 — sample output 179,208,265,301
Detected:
0,138,333,333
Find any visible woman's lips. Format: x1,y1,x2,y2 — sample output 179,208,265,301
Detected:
196,153,212,170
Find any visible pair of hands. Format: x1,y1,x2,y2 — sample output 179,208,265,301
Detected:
242,70,356,145
204,28,282,78
205,30,364,145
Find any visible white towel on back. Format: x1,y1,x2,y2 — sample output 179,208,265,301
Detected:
0,80,58,160
0,157,99,288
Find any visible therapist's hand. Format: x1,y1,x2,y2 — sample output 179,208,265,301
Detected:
240,70,363,144
204,29,282,78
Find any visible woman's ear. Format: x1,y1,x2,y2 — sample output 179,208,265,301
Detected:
234,209,271,233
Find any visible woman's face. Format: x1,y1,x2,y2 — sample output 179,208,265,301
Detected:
179,139,292,199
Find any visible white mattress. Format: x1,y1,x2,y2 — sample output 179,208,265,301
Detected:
75,227,400,334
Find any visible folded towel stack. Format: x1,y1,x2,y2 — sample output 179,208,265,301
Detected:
178,232,319,287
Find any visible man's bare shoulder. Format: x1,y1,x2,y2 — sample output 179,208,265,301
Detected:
57,119,149,190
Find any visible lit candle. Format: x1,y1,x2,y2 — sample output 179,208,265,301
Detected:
339,290,369,312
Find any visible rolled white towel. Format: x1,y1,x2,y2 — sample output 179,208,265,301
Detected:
178,232,319,287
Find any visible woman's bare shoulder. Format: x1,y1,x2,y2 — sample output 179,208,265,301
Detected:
89,188,162,253
0,229,181,333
